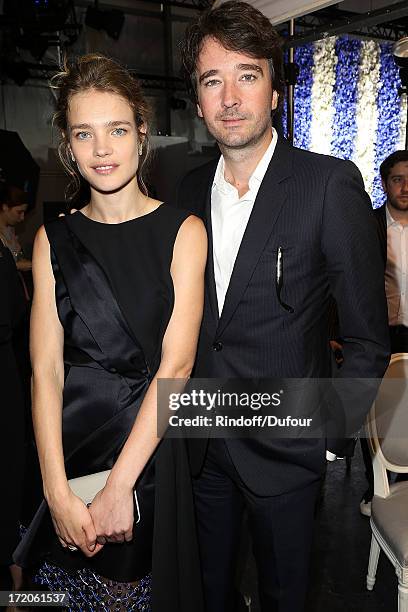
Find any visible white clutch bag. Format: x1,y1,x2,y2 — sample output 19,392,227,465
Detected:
68,470,141,523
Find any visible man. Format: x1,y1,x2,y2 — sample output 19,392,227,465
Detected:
176,3,390,611
377,150,408,352
360,149,408,517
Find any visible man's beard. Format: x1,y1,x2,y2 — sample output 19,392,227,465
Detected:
208,111,272,151
388,195,408,213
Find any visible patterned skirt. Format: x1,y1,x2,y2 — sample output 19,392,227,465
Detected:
34,562,151,611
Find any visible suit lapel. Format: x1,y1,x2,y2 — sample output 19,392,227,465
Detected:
216,139,293,337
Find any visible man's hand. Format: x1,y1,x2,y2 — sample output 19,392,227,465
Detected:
329,340,344,366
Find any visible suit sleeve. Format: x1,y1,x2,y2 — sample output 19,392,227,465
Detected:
320,160,390,454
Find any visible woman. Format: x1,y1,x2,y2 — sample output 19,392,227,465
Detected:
0,184,32,273
0,184,32,303
15,54,207,611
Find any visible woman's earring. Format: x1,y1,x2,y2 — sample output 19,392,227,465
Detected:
138,142,143,156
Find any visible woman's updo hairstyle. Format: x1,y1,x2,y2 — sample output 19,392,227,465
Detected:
51,54,151,204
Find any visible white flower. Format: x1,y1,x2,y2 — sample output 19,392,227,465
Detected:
310,37,337,155
353,40,381,195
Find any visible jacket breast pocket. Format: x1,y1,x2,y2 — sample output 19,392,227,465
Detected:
257,245,294,268
253,245,297,314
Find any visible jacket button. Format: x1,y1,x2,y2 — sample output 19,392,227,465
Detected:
109,367,117,373
212,341,223,352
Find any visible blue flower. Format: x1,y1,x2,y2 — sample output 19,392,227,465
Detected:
331,37,361,160
294,44,314,150
372,43,402,208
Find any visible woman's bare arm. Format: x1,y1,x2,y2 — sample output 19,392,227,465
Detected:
31,226,102,556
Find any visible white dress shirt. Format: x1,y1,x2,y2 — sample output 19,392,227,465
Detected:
211,129,278,315
385,206,408,326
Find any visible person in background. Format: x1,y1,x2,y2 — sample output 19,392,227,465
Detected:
0,237,28,604
0,182,32,421
0,184,32,273
360,149,408,517
378,150,408,352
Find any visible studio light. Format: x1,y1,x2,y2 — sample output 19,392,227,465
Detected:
393,36,408,61
393,36,408,89
0,60,30,86
17,34,50,60
85,6,125,41
3,0,73,62
3,0,71,32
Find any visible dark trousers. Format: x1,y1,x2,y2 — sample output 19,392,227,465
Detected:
193,439,320,612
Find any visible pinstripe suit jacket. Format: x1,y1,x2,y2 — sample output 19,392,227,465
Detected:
176,138,390,495
374,204,387,264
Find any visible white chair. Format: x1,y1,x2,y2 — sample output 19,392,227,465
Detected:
366,353,408,611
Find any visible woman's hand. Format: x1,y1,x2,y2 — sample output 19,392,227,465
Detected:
88,482,134,545
48,489,104,557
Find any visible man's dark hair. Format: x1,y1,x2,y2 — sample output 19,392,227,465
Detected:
380,150,408,183
180,0,285,108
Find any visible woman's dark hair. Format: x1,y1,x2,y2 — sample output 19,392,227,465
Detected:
0,184,29,209
51,53,151,204
380,150,408,183
180,0,285,110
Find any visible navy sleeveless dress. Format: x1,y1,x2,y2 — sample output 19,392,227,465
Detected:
15,205,204,612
